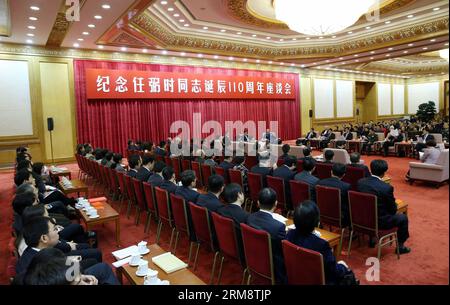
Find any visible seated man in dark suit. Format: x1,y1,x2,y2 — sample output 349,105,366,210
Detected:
336,127,353,149
272,155,297,210
147,161,166,188
218,183,249,265
159,166,178,194
279,144,293,163
348,152,371,177
357,160,410,254
135,154,154,182
415,127,435,154
196,174,225,212
16,216,119,285
287,201,354,285
316,163,351,226
154,141,167,157
126,154,142,178
250,152,275,187
218,155,235,172
175,170,200,204
294,158,319,201
320,128,335,149
246,188,286,284
112,153,126,172
127,139,138,151
299,128,317,146
324,149,335,164
298,147,315,163
218,183,249,225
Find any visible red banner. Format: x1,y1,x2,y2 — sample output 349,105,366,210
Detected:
86,69,296,100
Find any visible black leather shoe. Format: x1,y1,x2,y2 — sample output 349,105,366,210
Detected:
396,246,411,255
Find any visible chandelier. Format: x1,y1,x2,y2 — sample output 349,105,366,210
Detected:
274,0,378,36
440,49,449,61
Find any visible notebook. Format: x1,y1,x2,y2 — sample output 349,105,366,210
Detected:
152,252,188,274
112,245,139,260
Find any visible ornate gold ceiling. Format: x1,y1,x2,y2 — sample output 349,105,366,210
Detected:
91,0,449,73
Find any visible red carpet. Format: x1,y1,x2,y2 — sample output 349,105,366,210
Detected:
0,155,448,285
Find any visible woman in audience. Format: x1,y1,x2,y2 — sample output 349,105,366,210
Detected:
287,201,356,285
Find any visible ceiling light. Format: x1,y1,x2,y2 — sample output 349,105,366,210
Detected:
26,39,33,44
408,43,414,46
161,1,168,4
445,43,449,46
365,26,371,29
173,14,180,17
430,39,436,42
29,17,38,21
220,29,226,32
407,15,414,18
354,54,359,57
385,54,390,56
184,24,190,27
256,59,261,63
26,33,34,37
280,62,285,65
403,51,408,54
162,50,168,55
30,6,40,11
355,59,359,62
82,32,89,35
102,4,111,9
326,60,330,62
268,61,273,64
213,55,219,59
280,39,284,41
88,24,96,28
339,57,344,59
370,51,376,54
98,45,104,49
388,47,394,50
94,15,102,19
77,38,84,41
292,38,297,40
27,26,36,30
237,32,242,35
73,43,80,47
385,21,391,24
318,36,323,39
347,31,353,34
181,52,186,56
252,34,257,37
203,27,208,30
301,64,306,67
305,37,311,40
332,35,337,38
433,7,440,11
439,49,449,61
197,53,203,58
228,57,234,61
370,57,374,59
273,0,377,35
423,47,428,50
243,58,248,62
168,8,174,12
121,47,127,51
266,37,271,39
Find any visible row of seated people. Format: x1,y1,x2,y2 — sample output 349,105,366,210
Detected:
89,146,410,284
10,147,119,285
299,125,443,157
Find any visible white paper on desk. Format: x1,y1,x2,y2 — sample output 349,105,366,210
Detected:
112,256,132,268
112,245,139,260
272,213,288,224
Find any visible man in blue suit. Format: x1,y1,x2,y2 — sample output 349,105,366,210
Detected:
175,170,200,204
159,167,178,194
357,159,410,254
246,188,286,284
294,158,320,201
316,163,351,226
196,175,224,212
147,161,166,188
126,154,141,178
272,155,297,210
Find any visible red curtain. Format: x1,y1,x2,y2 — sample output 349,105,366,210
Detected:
74,60,301,154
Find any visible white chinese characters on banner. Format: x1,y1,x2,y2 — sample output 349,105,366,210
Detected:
93,75,293,97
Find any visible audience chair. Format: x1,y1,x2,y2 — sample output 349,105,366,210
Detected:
282,240,325,285
240,223,275,285
348,191,400,261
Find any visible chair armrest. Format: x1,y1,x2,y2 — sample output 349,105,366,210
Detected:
409,162,443,170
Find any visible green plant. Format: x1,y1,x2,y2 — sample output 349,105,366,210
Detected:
416,101,437,122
